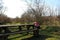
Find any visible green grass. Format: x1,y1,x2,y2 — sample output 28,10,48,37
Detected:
8,25,60,40
46,38,60,40
8,34,33,40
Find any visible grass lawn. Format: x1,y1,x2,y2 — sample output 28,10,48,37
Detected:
8,34,33,40
8,30,60,40
8,26,60,40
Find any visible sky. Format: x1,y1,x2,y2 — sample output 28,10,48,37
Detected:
3,0,60,18
45,0,60,7
3,0,28,18
45,0,60,16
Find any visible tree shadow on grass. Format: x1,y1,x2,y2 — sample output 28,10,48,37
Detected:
22,35,52,40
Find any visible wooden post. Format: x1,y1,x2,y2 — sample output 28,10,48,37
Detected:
19,26,22,31
32,25,34,29
3,27,11,40
18,26,22,34
3,27,11,33
0,28,3,40
0,27,11,40
33,25,40,37
26,25,30,34
0,28,2,34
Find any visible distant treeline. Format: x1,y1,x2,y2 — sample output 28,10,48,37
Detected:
0,13,60,25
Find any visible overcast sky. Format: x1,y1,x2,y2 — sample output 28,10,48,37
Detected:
3,0,28,18
3,0,60,18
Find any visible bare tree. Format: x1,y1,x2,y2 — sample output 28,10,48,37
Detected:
21,0,59,25
21,0,45,23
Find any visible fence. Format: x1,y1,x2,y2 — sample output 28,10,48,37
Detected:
0,24,40,40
